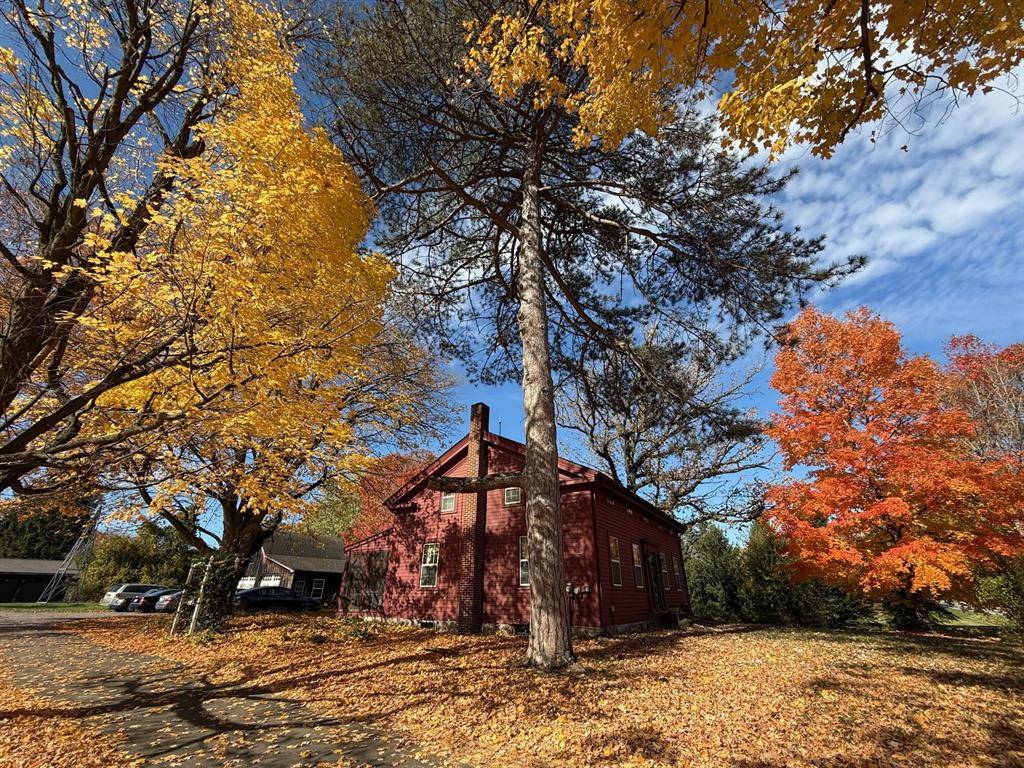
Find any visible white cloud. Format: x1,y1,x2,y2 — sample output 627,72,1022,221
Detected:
771,82,1024,350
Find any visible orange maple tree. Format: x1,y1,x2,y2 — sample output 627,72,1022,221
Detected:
765,307,1024,612
347,452,435,542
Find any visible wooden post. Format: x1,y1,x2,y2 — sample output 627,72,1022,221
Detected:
187,556,215,636
169,562,200,638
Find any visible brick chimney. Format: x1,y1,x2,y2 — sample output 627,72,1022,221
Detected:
457,403,489,633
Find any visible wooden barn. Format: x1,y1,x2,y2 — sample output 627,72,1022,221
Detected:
343,403,690,634
238,530,346,602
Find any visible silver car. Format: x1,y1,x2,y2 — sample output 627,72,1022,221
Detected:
101,583,167,611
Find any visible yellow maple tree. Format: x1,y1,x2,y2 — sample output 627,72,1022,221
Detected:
467,0,1024,155
1,0,446,537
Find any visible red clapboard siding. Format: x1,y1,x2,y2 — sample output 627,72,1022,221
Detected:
343,404,690,632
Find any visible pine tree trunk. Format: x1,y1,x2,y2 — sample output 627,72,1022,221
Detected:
518,147,575,670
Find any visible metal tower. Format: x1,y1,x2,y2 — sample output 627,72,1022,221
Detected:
36,510,100,604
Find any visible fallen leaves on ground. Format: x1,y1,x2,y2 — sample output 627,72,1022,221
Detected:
0,678,141,768
68,616,1024,768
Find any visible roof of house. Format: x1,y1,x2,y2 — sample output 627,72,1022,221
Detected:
265,554,348,574
384,430,687,535
261,530,346,574
0,557,78,576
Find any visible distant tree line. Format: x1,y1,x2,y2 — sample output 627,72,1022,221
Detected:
73,524,195,602
684,521,872,629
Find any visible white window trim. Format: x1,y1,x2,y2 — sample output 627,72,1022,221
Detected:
440,491,456,513
632,543,644,589
609,536,622,587
518,536,530,587
237,576,256,590
420,542,440,588
311,578,326,599
504,486,522,506
260,575,282,587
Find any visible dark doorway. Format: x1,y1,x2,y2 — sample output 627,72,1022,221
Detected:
645,553,667,613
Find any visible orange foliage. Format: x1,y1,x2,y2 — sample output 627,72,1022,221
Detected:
766,307,1024,601
68,614,1024,768
347,452,434,542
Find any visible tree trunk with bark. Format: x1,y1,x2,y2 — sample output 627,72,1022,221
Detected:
518,146,575,670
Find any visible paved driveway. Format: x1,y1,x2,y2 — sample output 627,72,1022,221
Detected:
0,613,441,767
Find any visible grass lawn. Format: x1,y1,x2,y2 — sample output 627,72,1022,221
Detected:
68,615,1023,768
0,602,104,612
936,606,1010,629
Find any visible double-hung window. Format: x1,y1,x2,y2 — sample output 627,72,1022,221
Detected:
518,536,530,586
609,536,622,586
632,543,644,589
311,578,326,599
504,486,522,506
440,491,456,513
673,555,683,591
420,543,439,587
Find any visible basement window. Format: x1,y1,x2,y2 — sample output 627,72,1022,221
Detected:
609,536,622,587
440,491,456,513
518,536,530,586
632,543,644,589
504,486,522,506
420,542,439,588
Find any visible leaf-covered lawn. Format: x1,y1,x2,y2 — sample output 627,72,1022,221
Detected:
68,616,1023,767
0,678,138,768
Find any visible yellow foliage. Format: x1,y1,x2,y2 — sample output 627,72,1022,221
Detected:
1,0,441,517
468,0,1024,155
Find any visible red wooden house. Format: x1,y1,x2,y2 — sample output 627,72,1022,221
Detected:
342,403,690,634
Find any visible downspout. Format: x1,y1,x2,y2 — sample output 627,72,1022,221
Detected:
677,532,693,618
588,485,607,634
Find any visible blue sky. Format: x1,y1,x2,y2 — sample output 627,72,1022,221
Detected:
446,86,1024,468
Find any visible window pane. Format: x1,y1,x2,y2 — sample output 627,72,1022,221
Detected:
518,536,529,586
420,543,440,587
311,578,325,598
609,536,622,586
633,543,644,588
441,492,456,512
505,486,522,505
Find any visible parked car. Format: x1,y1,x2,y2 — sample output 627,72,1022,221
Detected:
154,590,186,614
127,588,180,613
235,586,319,612
102,583,167,611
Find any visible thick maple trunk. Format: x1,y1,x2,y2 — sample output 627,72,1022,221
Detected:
195,499,274,629
518,148,574,670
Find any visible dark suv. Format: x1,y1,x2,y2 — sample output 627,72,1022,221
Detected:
235,586,319,612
